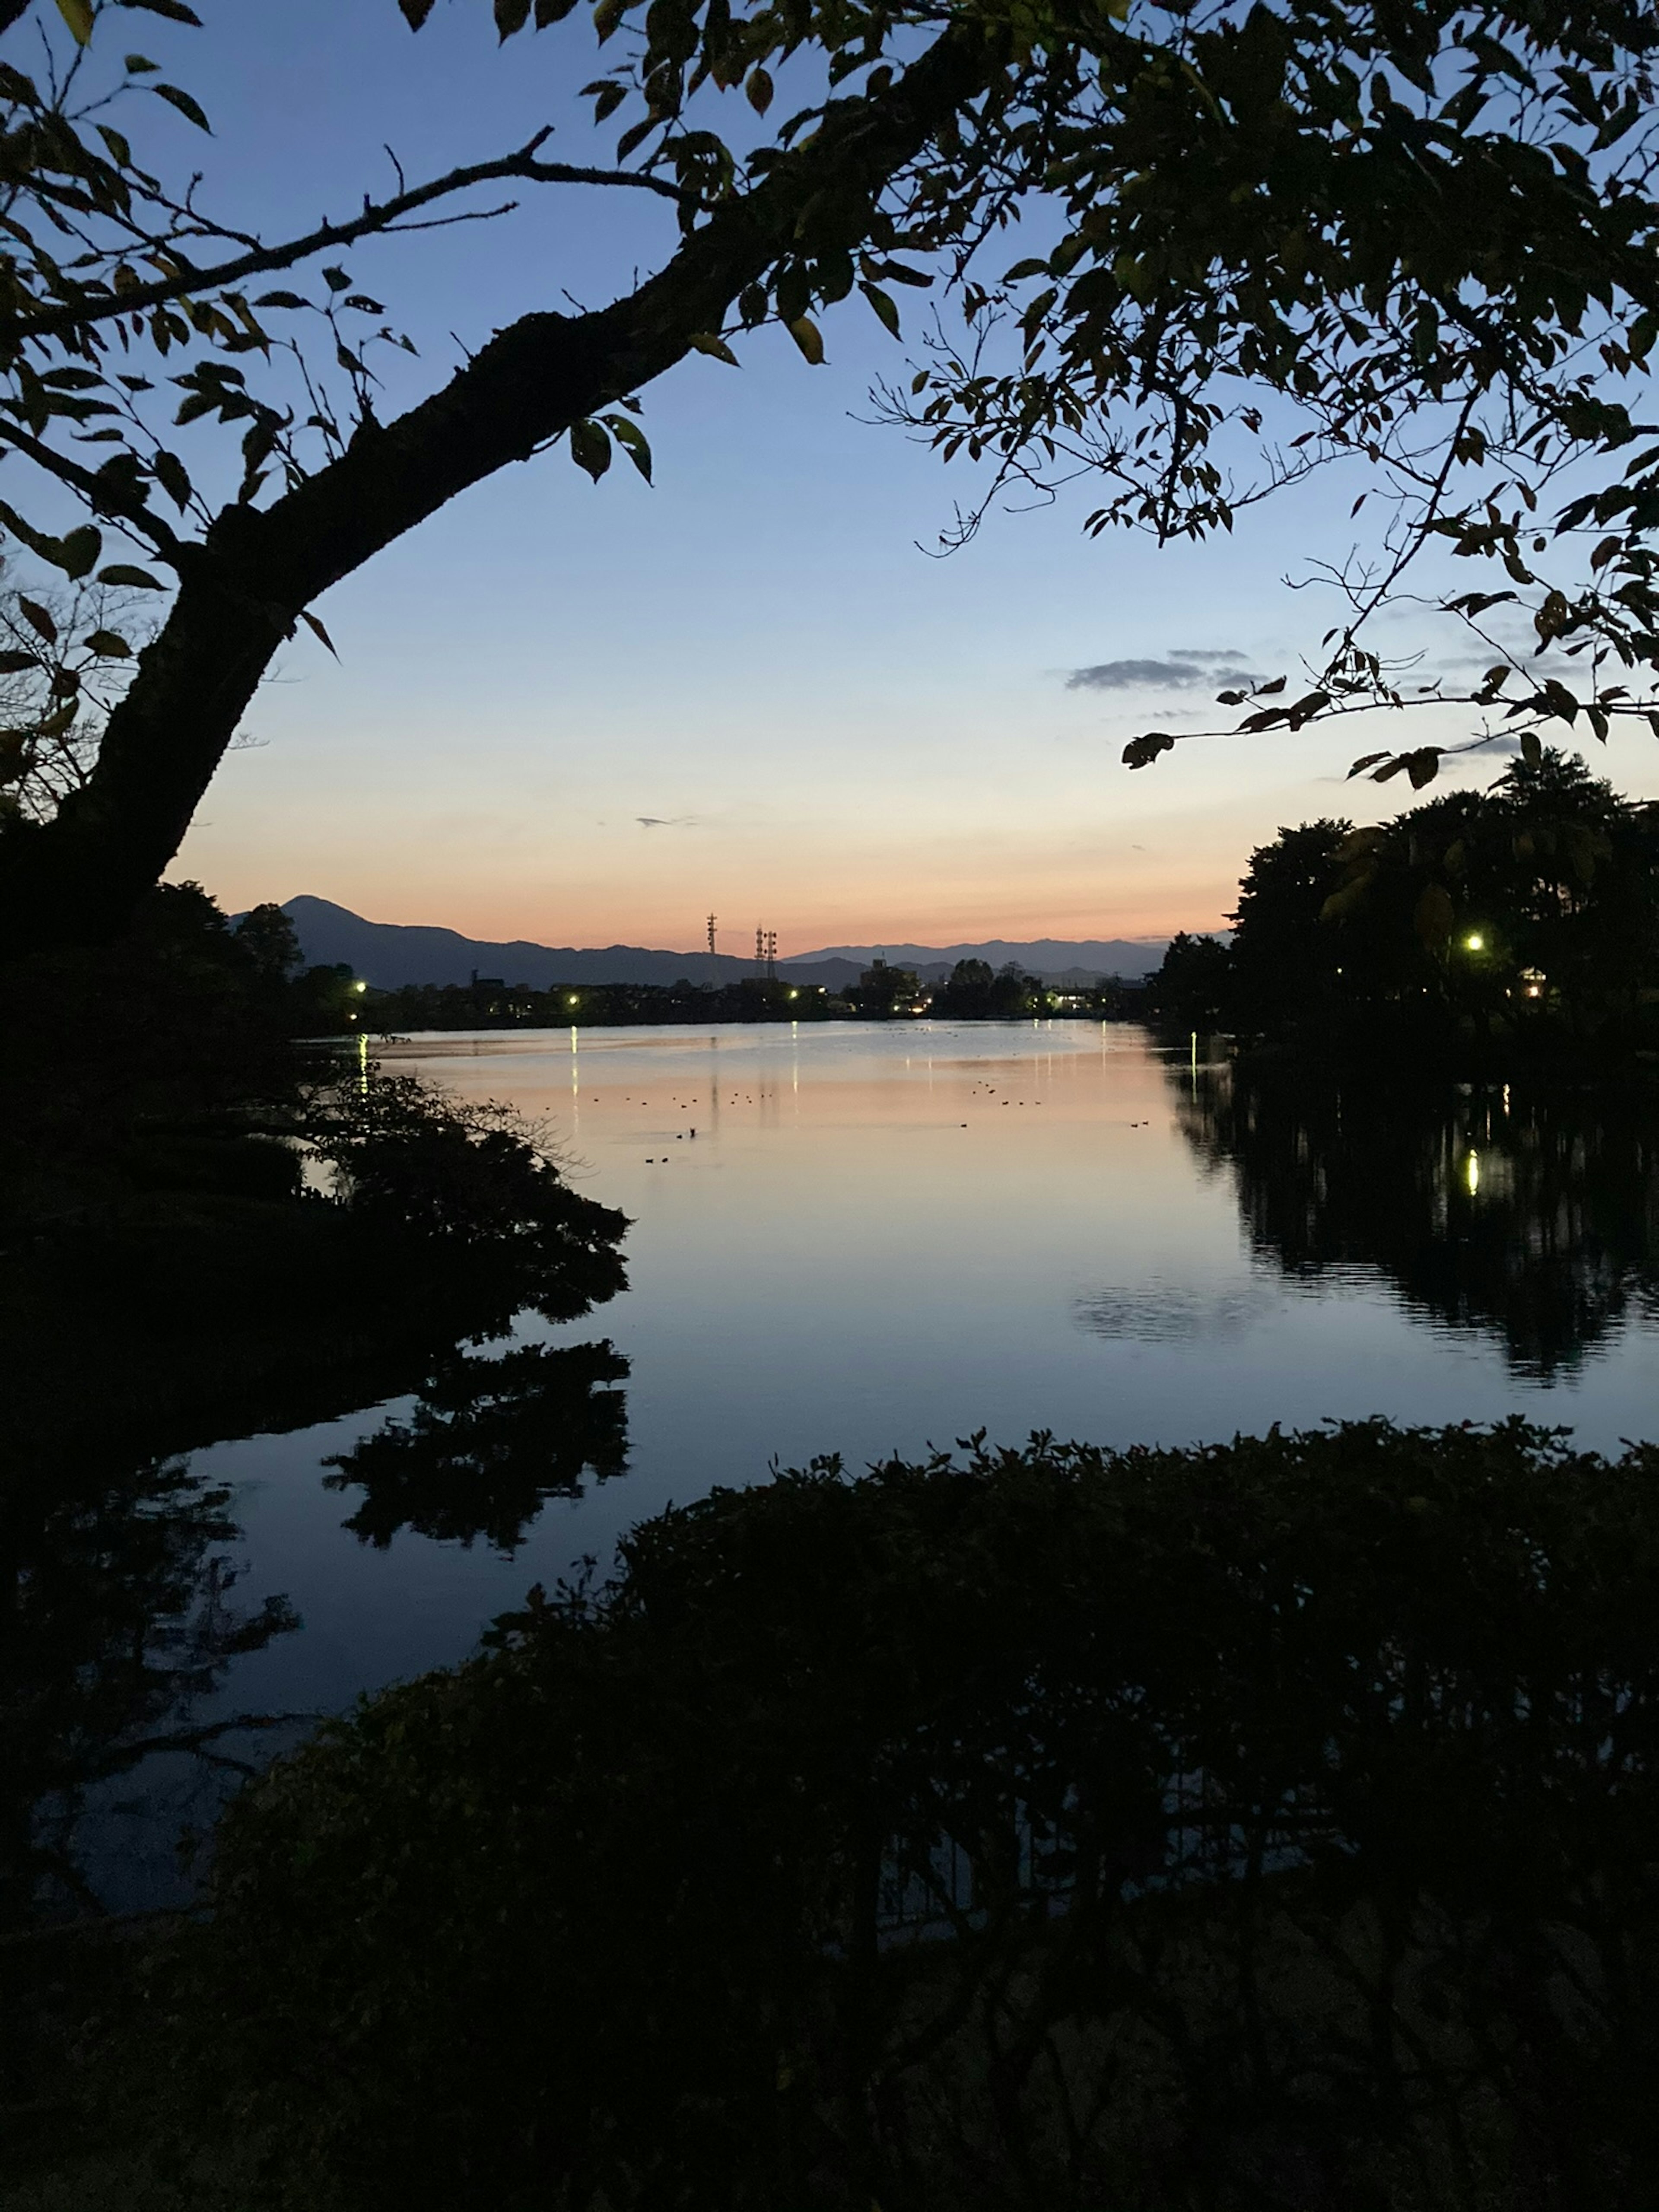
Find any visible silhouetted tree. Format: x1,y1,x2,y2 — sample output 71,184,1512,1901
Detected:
1142,929,1233,1031
7,1,1659,934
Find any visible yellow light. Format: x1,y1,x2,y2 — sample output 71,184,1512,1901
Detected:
1465,1150,1480,1195
789,988,798,999
1464,932,1485,952
568,994,579,1005
354,979,367,993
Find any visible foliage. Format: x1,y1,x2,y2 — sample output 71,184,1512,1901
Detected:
127,1415,1659,2209
890,0,1659,790
929,954,1043,1017
0,566,156,821
1227,750,1659,1049
845,955,926,1015
3,0,1658,932
1141,925,1232,1030
304,1072,629,1322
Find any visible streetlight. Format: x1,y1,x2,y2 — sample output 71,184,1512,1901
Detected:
1463,931,1485,952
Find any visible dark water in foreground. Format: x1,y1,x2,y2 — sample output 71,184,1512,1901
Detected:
20,1022,1659,1915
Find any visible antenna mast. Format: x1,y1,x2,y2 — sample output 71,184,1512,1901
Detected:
707,912,717,958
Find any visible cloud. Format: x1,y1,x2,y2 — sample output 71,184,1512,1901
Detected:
636,814,700,829
1066,649,1262,693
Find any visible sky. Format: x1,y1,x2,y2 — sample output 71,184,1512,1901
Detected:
51,0,1659,956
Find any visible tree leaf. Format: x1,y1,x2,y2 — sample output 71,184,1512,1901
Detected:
152,82,212,131
1122,732,1177,769
602,414,652,483
686,331,739,366
53,0,94,45
19,599,57,645
152,450,191,511
85,629,133,658
397,0,439,22
59,525,102,580
0,651,37,674
495,0,531,32
117,0,205,21
98,564,165,589
746,67,773,114
569,418,612,482
859,282,900,339
786,315,825,365
300,609,339,659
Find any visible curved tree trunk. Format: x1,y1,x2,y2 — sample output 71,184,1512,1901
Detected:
1,27,989,947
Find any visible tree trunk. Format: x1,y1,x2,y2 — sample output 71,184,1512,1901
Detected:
0,27,989,948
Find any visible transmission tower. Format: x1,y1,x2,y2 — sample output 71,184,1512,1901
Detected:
707,912,717,957
754,925,778,980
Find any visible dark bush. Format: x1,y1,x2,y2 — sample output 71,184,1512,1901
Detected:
156,1418,1659,2211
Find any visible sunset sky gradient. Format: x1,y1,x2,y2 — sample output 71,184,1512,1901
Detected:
126,2,1659,956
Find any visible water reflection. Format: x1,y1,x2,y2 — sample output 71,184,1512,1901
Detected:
7,1341,630,1921
323,1340,630,1554
1,1452,300,1926
1175,1062,1659,1375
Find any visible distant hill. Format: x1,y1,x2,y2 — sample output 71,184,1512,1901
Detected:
784,938,1168,982
275,897,1170,991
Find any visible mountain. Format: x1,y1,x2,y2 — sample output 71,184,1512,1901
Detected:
276,897,1170,991
782,938,1168,982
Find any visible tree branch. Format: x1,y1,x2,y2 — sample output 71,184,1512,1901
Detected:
8,23,995,943
0,415,185,558
9,131,693,347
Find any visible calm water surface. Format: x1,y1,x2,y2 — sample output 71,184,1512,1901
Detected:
39,1021,1659,1909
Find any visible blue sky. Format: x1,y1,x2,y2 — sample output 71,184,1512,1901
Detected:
57,0,1659,953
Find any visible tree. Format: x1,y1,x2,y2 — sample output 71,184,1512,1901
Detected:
891,0,1659,795
847,954,922,1014
0,0,1000,944
1142,928,1232,1029
1233,750,1659,1046
4,0,1659,946
931,955,1036,1016
1228,818,1353,1038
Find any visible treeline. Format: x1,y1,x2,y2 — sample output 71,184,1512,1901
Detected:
365,976,838,1029
367,965,1146,1029
1144,751,1659,1061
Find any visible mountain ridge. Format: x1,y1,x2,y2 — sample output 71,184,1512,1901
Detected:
274,896,1168,991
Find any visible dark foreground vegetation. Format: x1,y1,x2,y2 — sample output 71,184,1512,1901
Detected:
0,881,629,1465
13,1416,1658,2210
1144,754,1659,1068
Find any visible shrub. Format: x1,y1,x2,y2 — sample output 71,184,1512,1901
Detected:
161,1418,1659,2210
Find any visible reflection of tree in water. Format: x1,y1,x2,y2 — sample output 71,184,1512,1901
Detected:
1174,1064,1659,1375
0,1454,299,1929
323,1341,629,1554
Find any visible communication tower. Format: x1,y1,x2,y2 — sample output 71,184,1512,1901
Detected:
707,912,718,958
754,925,778,981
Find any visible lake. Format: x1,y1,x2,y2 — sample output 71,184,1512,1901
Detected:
29,1020,1659,1914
